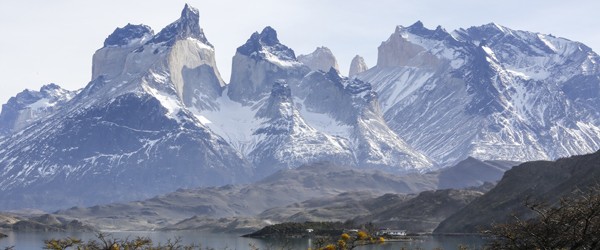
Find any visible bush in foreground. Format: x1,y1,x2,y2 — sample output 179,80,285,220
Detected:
43,233,199,250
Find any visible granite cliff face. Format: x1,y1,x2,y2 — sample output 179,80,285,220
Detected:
297,46,340,73
92,5,225,112
227,27,308,105
349,55,369,76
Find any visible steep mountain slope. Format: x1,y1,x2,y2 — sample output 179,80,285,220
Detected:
0,84,77,136
358,21,600,165
0,4,251,211
296,69,433,171
248,81,354,175
435,150,600,233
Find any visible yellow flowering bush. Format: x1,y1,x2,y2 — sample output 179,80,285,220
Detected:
357,231,368,240
316,230,384,250
340,233,350,241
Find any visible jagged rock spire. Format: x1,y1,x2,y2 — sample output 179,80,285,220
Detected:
349,55,369,76
148,4,211,46
297,46,340,72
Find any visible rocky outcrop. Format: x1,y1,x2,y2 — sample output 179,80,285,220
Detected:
92,24,154,80
297,46,340,72
349,55,368,76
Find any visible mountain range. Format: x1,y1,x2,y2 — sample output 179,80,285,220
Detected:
359,21,600,165
0,4,598,211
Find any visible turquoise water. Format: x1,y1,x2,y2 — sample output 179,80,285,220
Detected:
0,231,486,249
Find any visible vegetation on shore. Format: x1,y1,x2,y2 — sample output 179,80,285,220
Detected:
42,233,199,250
486,186,600,249
312,231,385,250
35,230,385,250
242,221,361,239
242,221,385,250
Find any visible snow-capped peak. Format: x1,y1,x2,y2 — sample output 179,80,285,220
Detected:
237,26,297,63
360,21,600,167
0,83,77,135
227,26,307,104
39,83,65,93
397,21,452,41
453,22,600,80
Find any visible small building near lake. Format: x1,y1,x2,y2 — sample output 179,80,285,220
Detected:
377,229,407,236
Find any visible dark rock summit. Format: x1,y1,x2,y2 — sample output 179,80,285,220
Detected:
237,26,295,61
103,24,153,47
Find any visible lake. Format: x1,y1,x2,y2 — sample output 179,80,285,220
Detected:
0,231,487,249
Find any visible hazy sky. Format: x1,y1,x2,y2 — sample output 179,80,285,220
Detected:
1,0,599,108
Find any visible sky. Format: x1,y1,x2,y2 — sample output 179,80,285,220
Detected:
1,0,599,108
